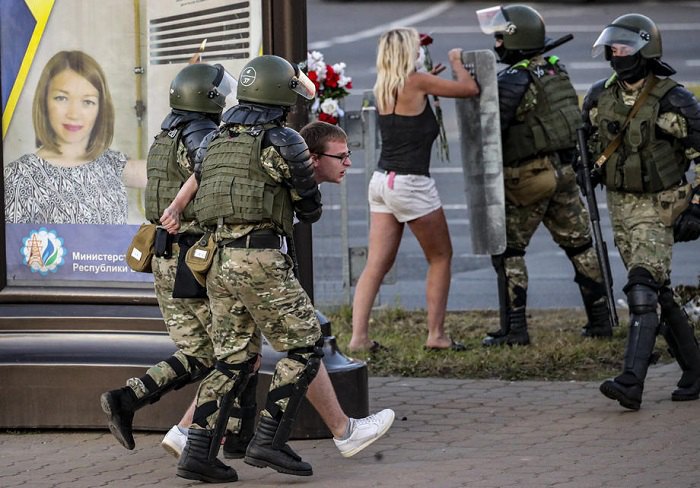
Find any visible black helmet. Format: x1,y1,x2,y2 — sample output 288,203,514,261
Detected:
237,55,315,107
477,5,545,51
169,63,237,114
592,13,661,61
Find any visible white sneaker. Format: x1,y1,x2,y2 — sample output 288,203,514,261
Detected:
161,425,187,459
333,408,395,458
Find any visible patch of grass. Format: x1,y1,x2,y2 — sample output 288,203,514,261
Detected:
326,307,676,382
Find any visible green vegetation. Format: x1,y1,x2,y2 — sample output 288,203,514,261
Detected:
327,307,679,382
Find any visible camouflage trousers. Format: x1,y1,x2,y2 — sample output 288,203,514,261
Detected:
502,164,603,307
126,244,214,399
607,189,674,288
192,247,320,429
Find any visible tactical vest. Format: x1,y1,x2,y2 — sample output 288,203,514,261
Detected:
193,126,294,236
502,57,582,166
145,128,196,223
595,77,686,193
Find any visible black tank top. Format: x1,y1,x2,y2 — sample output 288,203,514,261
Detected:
377,98,440,177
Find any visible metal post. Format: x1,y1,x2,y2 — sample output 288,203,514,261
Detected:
261,0,314,301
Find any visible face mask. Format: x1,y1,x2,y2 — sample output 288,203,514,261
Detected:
610,53,648,83
494,45,522,66
415,49,426,72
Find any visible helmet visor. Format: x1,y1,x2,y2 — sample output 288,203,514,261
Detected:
592,25,650,58
218,70,238,109
476,6,509,34
291,68,316,100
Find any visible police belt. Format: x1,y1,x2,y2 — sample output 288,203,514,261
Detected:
219,230,283,249
172,233,204,246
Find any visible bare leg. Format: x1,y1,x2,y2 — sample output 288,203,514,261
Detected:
178,399,196,428
408,208,453,349
349,212,404,351
305,362,347,438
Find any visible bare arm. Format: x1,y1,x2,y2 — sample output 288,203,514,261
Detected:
412,48,479,99
122,158,147,188
160,174,199,234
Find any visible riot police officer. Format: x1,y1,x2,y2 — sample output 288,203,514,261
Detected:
476,5,614,346
582,14,700,410
175,55,324,483
101,63,257,457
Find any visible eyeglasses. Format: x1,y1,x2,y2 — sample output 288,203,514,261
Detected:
318,151,352,163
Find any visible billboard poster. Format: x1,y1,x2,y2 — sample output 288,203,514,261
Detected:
1,0,262,289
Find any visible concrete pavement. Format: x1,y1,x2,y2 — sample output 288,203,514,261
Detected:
1,362,699,488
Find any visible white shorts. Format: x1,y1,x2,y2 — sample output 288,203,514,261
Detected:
368,170,442,223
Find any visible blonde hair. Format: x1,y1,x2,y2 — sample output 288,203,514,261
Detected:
373,27,419,113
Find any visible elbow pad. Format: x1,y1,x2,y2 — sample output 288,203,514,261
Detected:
193,130,219,182
660,86,700,150
497,68,529,130
182,119,219,169
266,127,318,197
581,80,606,133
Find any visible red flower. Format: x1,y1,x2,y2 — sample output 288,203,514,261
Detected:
318,112,338,125
419,33,433,46
324,65,340,89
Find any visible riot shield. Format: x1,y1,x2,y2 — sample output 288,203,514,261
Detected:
454,49,506,255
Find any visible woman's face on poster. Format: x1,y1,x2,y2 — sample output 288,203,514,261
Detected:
46,68,99,148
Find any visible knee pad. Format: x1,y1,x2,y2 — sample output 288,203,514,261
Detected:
287,337,324,383
624,268,659,316
560,240,593,260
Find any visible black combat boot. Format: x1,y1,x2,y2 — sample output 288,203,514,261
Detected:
100,387,139,449
659,289,700,401
176,429,238,483
581,298,613,338
482,307,530,346
600,283,659,410
244,415,312,476
223,373,258,459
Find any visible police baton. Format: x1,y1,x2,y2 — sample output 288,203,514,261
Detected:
576,128,619,328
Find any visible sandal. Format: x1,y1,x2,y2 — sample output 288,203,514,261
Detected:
424,338,466,352
349,340,388,354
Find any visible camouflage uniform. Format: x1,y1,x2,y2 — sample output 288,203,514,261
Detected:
583,65,700,409
128,221,214,398
484,54,611,346
191,142,320,428
585,77,700,293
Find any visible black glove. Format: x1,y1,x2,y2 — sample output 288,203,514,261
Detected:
294,190,323,224
674,202,700,242
572,157,601,196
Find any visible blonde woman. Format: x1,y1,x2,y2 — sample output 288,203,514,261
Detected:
348,27,479,352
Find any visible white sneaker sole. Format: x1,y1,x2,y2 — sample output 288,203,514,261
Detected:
161,437,183,459
339,410,395,458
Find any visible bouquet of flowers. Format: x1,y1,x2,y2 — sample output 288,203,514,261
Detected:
303,51,353,125
418,33,450,162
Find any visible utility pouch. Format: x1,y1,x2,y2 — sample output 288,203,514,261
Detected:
504,157,558,207
185,232,217,287
125,223,157,273
173,234,208,298
658,182,692,227
154,227,173,258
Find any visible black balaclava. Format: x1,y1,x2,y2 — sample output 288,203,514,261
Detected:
610,52,649,83
494,34,525,66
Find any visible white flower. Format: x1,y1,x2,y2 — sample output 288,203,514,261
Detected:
320,98,339,116
332,62,346,75
308,51,325,72
338,74,352,88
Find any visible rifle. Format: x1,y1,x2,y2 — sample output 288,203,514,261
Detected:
576,128,619,328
